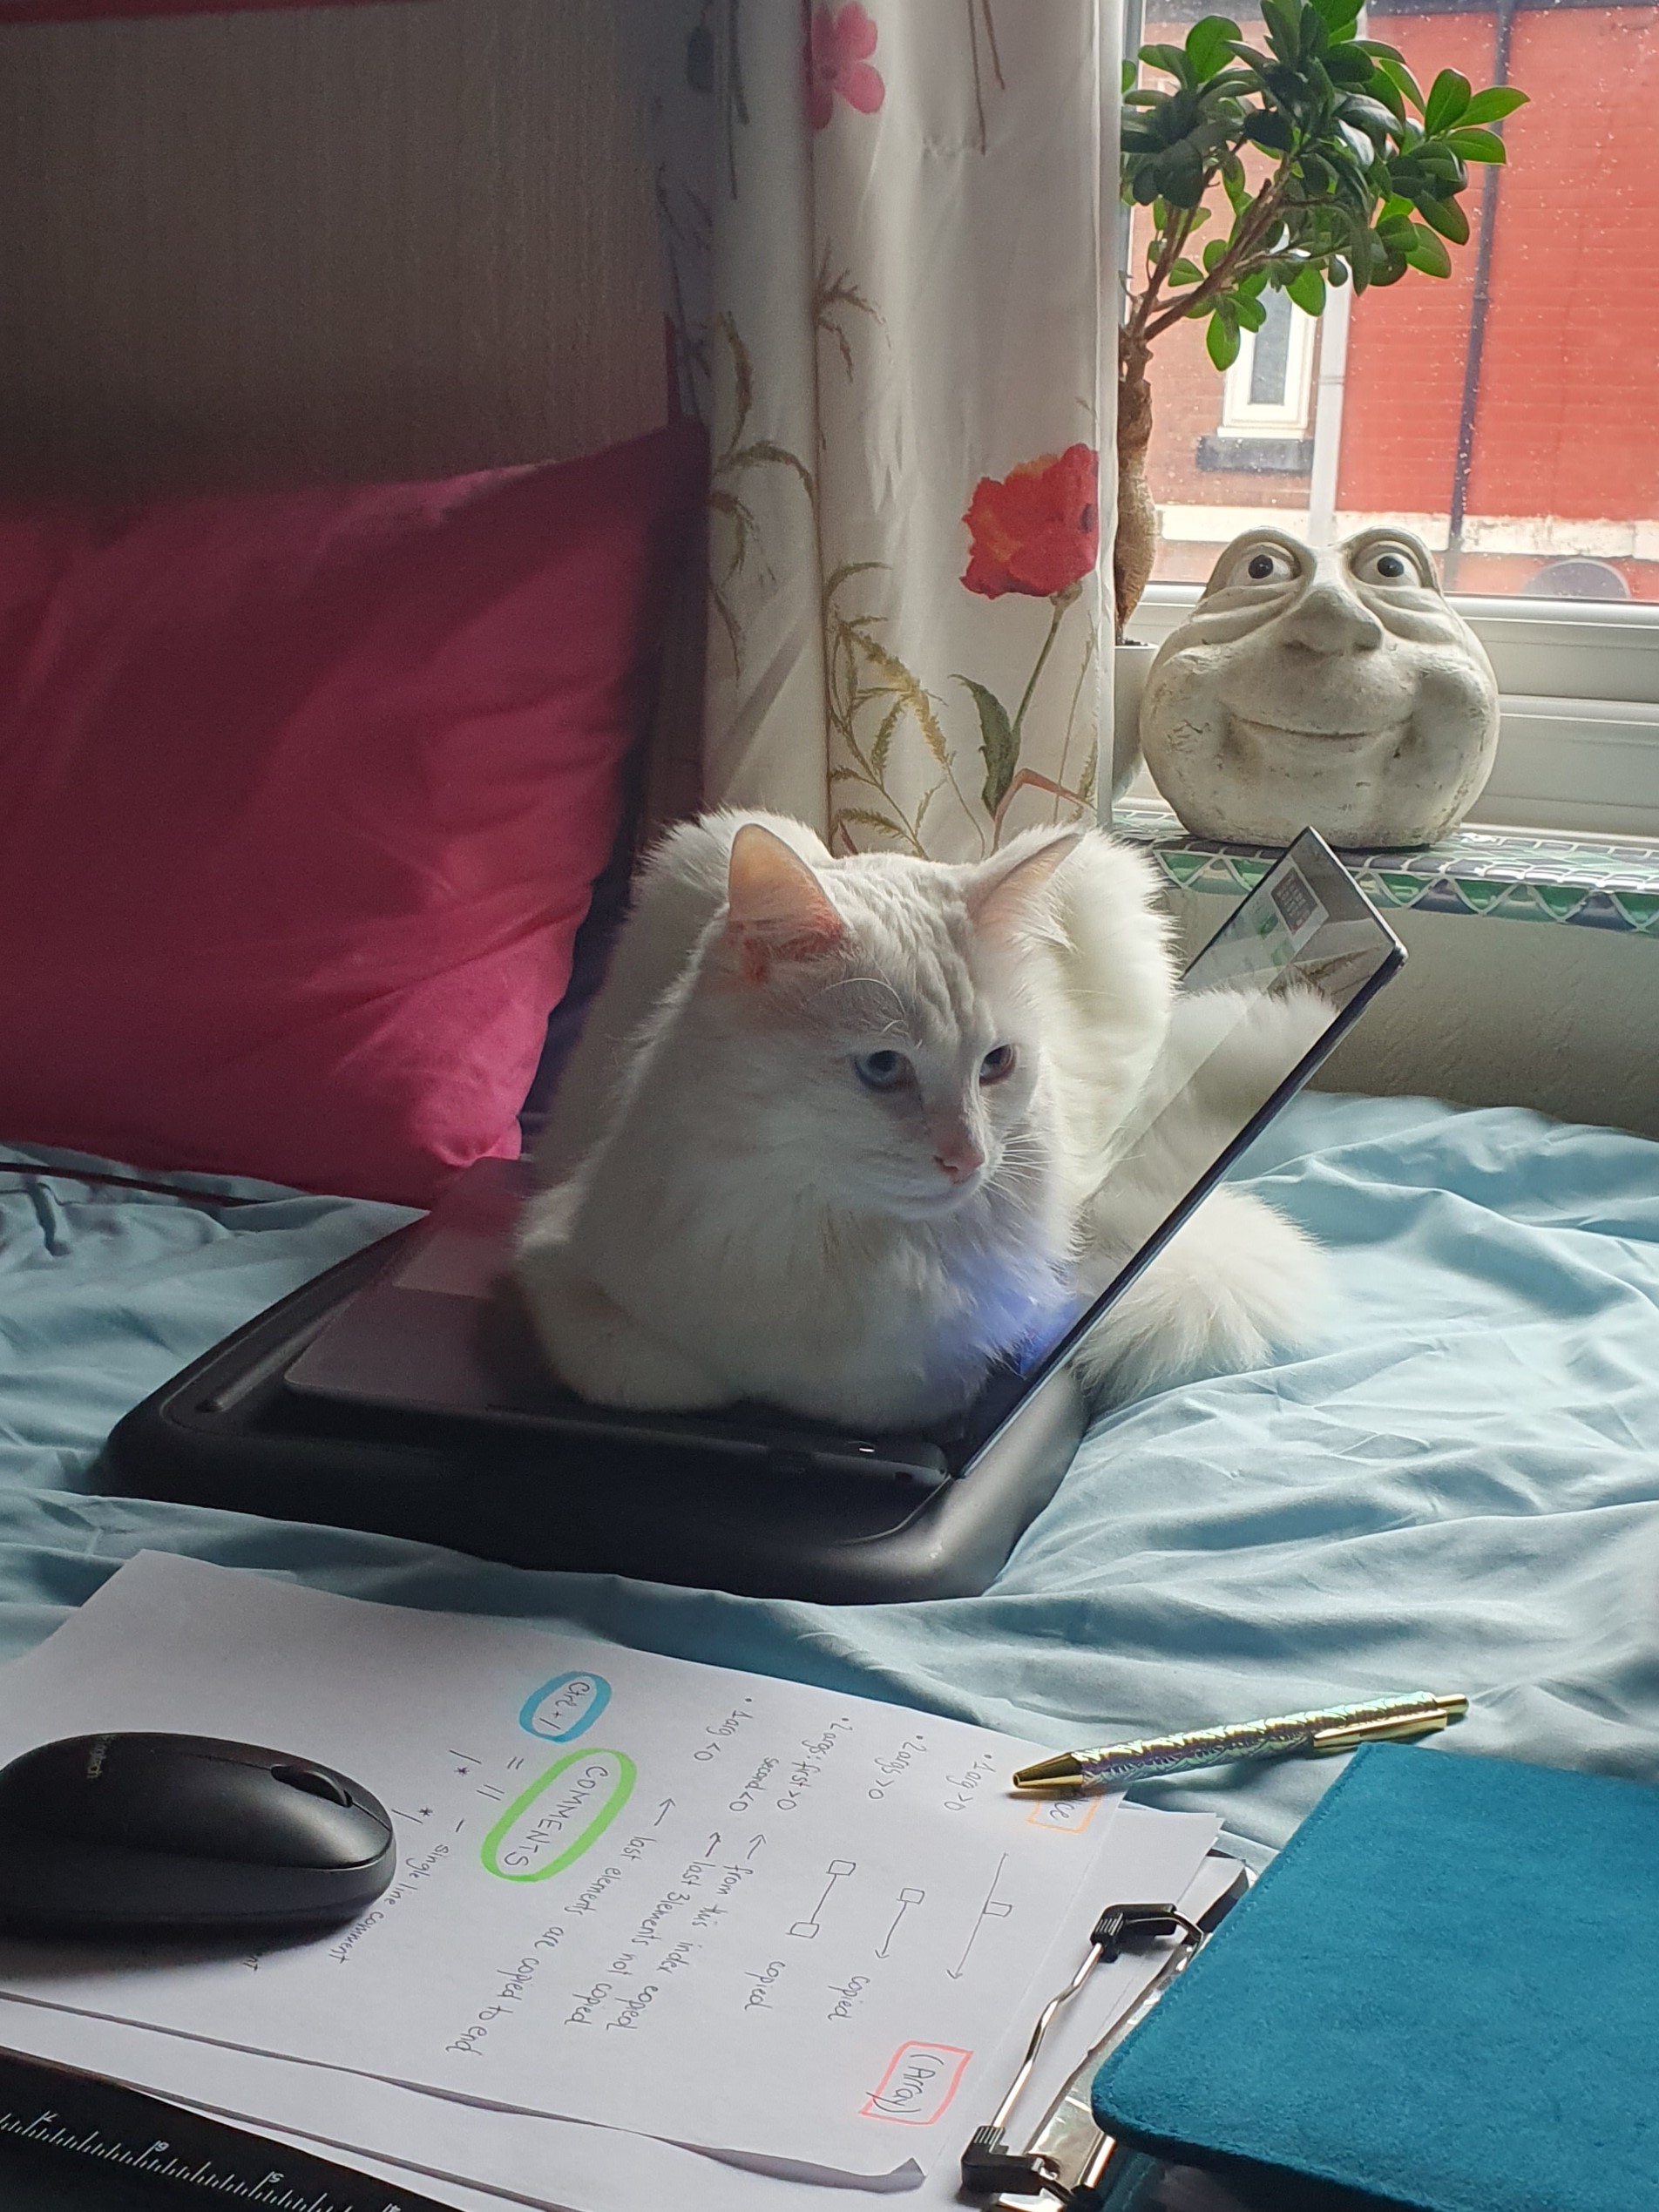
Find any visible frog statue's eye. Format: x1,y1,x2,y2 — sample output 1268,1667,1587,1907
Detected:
1226,543,1299,588
1352,540,1423,587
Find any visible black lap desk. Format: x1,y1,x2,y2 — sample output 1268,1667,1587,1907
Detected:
106,833,1403,1607
103,1228,1088,1604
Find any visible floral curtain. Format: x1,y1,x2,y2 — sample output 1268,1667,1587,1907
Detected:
629,1,1119,861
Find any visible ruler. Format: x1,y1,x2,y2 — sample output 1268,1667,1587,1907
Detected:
0,2047,462,2211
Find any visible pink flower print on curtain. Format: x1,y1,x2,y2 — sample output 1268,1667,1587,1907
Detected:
807,3,885,130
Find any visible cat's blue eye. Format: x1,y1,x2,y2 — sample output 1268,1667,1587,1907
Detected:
979,1045,1018,1085
853,1050,911,1092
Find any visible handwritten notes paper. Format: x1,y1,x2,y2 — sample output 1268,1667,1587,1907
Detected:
0,1555,1129,2182
0,1803,1227,2212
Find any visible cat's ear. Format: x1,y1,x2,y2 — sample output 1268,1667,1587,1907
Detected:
722,822,846,981
969,829,1084,941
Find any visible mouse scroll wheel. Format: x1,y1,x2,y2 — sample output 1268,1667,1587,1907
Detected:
270,1764,352,1808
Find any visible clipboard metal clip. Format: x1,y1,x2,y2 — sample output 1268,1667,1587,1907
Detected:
960,1857,1252,2210
959,1900,1207,2208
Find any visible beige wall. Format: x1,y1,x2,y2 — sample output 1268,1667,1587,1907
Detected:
1313,906,1659,1142
1173,891,1659,1141
0,0,664,497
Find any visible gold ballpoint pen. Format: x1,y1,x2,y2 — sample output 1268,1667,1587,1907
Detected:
1012,1691,1469,1791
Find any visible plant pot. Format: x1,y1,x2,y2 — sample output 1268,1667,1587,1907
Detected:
1106,639,1156,813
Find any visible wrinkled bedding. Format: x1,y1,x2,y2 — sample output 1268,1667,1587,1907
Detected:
2,1092,1656,1864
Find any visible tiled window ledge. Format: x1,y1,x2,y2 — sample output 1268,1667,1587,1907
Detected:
1110,797,1659,937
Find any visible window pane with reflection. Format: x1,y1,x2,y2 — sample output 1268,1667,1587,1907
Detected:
1135,0,1659,602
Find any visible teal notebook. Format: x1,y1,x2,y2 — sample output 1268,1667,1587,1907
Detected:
1091,1742,1659,2212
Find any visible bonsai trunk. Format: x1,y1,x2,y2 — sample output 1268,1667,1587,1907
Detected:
1114,335,1156,641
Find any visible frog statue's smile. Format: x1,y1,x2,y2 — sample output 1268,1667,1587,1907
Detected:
1140,527,1500,849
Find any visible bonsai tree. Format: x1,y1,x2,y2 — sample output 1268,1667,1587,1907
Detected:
1116,0,1527,635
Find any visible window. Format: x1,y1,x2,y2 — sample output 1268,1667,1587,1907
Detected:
1122,0,1659,835
1191,294,1320,480
1218,294,1316,436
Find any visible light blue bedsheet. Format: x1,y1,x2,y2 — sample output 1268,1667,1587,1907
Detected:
2,1096,1656,1861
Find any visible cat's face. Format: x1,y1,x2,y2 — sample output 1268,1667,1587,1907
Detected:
700,825,1078,1221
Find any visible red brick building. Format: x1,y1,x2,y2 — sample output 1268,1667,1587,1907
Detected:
1139,0,1659,599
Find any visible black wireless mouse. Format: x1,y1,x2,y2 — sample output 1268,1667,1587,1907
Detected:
0,1732,396,1938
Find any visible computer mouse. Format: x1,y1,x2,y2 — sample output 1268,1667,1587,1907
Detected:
0,1732,396,1938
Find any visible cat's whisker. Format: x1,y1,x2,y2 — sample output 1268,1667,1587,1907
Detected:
808,972,911,1027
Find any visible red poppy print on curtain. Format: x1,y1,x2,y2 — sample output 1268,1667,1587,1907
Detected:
807,3,886,131
957,445,1101,833
962,445,1100,600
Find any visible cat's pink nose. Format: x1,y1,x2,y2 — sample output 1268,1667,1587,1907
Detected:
933,1139,985,1184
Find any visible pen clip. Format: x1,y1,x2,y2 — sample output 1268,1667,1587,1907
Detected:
1309,1707,1452,1755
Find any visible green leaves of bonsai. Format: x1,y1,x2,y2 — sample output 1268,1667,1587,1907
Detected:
1121,2,1527,375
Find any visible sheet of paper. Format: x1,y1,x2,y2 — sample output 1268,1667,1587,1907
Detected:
0,1553,1148,2181
0,1812,1229,2212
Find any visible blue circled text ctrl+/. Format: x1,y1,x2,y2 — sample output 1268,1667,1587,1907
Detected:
518,1672,613,1742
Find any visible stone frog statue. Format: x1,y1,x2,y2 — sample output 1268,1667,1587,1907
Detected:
1140,526,1500,849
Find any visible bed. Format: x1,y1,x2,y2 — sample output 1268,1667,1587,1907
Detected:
3,427,1657,2212
6,1085,1656,1868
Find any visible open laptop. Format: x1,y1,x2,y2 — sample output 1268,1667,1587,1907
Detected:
108,829,1403,1600
288,826,1401,1474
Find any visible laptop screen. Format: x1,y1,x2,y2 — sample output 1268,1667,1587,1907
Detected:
946,829,1404,1464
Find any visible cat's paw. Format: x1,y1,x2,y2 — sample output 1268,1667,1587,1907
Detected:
515,1219,734,1412
1074,1184,1328,1404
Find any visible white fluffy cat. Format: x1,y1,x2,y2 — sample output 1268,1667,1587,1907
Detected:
514,810,1324,1428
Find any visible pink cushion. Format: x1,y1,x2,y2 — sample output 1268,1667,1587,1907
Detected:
0,423,705,1204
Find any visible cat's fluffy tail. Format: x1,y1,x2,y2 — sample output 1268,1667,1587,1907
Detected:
1073,1183,1328,1405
